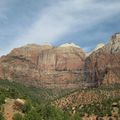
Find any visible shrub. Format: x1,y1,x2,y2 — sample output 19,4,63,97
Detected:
13,113,23,120
0,112,5,120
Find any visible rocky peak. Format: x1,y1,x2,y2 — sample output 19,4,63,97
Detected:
111,32,120,43
110,33,120,53
111,33,120,45
94,43,105,51
59,43,80,48
86,43,104,56
22,43,53,50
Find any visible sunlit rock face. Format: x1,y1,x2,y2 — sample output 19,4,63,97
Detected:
0,33,119,89
0,43,86,89
92,43,105,52
84,33,120,86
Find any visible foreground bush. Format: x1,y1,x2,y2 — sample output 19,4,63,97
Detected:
13,113,23,120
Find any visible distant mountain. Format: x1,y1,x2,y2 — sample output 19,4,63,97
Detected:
0,43,85,89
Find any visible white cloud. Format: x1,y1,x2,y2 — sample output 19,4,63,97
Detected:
1,0,120,55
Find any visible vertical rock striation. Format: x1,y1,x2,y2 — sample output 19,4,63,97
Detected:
0,43,86,89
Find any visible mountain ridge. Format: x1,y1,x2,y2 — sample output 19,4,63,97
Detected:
0,33,120,88
0,43,86,89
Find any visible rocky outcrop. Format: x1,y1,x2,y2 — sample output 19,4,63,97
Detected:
4,98,25,120
84,33,120,86
0,43,85,89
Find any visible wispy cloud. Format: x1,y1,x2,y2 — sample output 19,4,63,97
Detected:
12,0,120,45
1,0,120,55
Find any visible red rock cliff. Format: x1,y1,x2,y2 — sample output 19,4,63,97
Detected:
84,33,120,86
0,44,86,89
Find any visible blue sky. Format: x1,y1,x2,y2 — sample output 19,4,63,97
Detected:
0,0,120,56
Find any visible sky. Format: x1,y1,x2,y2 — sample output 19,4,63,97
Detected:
0,0,120,56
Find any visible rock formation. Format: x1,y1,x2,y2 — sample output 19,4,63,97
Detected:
84,33,120,86
0,43,85,89
93,43,105,51
0,33,119,89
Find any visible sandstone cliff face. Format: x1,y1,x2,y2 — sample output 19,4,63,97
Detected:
84,33,120,86
0,33,119,88
0,44,85,89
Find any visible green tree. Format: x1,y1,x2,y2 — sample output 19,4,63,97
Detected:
71,113,82,120
22,101,32,113
24,110,42,120
0,94,5,105
0,112,5,120
13,113,23,120
43,104,64,120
